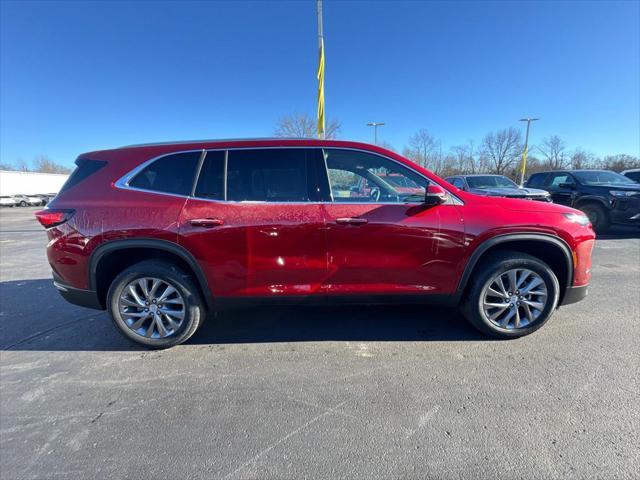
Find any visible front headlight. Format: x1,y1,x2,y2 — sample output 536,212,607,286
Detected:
564,213,590,226
610,190,640,198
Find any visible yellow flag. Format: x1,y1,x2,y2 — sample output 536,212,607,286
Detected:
317,38,325,139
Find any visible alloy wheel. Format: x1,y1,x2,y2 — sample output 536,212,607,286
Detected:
481,268,548,330
118,277,186,339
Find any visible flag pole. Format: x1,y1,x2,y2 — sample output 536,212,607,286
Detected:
316,0,325,139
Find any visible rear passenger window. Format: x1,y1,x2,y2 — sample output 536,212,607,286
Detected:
194,150,225,200
226,149,311,202
129,151,200,195
527,173,548,188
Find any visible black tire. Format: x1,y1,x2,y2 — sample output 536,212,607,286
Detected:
580,203,610,233
107,260,206,348
461,251,560,339
19,201,27,207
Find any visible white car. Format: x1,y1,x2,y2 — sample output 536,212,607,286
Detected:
621,168,640,183
0,196,18,207
12,194,44,207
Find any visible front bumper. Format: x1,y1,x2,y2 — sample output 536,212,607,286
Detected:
611,198,640,225
560,285,588,306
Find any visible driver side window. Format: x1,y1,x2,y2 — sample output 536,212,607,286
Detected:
324,149,429,203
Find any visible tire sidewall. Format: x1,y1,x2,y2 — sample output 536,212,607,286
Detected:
107,262,203,348
469,255,560,338
580,204,609,233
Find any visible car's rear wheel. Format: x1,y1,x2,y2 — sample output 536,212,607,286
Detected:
107,260,205,348
461,251,560,338
580,203,610,233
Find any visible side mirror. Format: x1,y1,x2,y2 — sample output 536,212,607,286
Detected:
559,182,575,189
424,184,448,206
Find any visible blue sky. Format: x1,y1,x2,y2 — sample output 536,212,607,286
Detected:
1,0,638,167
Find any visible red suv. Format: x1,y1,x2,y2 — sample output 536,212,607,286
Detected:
36,139,595,348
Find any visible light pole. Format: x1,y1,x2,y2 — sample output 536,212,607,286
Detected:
366,122,385,145
518,117,539,186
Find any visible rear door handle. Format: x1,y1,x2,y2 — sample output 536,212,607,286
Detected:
189,218,224,228
335,217,368,225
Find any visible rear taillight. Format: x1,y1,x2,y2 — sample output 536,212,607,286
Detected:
34,209,75,228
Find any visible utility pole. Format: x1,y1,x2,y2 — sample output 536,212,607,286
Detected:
518,117,539,186
366,122,385,145
316,0,325,139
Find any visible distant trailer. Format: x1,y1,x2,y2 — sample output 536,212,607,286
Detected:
0,170,69,196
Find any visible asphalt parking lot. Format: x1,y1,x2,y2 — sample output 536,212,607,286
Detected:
1,207,638,479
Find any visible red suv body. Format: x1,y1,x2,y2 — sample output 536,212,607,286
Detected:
37,139,595,347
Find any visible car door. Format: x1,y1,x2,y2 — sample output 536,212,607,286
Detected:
545,172,577,206
178,148,329,298
320,148,466,297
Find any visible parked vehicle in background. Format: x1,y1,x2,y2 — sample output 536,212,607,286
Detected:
0,196,18,207
36,139,594,348
526,170,640,233
445,174,551,202
12,194,44,207
32,193,57,205
621,169,640,183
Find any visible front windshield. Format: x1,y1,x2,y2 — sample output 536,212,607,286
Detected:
573,170,635,186
466,176,518,189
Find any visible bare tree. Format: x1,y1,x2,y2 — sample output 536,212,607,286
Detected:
538,135,569,170
32,155,72,174
377,141,397,152
404,129,439,170
274,113,341,139
481,127,522,174
14,158,30,172
450,140,479,174
570,149,596,170
597,154,640,172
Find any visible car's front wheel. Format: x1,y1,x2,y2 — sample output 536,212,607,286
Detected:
461,251,560,338
107,260,206,348
580,203,610,233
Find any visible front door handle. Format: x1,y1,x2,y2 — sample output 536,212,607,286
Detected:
189,218,224,228
335,217,368,225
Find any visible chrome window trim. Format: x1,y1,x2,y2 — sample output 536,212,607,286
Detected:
114,145,464,206
114,149,203,200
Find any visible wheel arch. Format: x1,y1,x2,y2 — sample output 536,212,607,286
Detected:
89,239,214,311
574,196,610,210
457,234,573,304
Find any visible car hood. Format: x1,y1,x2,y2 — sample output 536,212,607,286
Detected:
468,193,577,214
468,187,549,197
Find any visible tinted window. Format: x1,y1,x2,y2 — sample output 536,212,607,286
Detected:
573,170,635,185
466,175,518,189
194,150,225,200
129,151,200,195
59,158,107,194
548,173,574,187
448,178,464,189
526,173,548,188
624,171,640,183
226,149,312,202
324,149,429,203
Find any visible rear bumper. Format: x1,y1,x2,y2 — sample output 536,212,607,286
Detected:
560,285,588,306
53,281,104,310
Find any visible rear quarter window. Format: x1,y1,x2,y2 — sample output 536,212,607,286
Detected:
59,158,107,194
129,151,201,196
